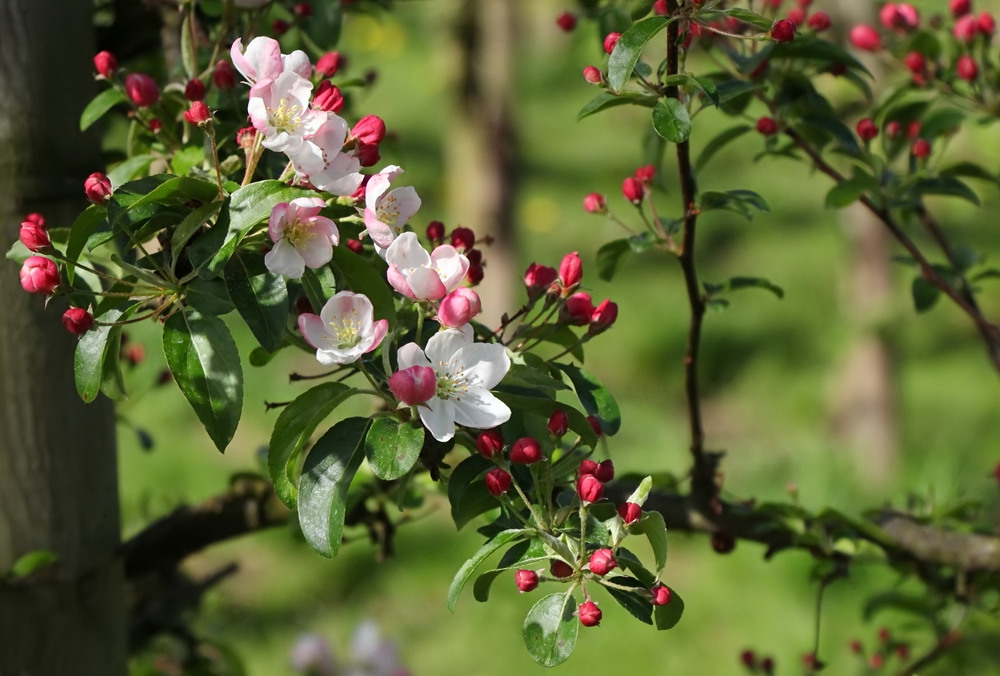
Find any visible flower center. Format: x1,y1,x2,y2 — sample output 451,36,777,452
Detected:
435,358,470,401
328,309,363,349
376,193,402,228
269,98,303,135
284,219,314,248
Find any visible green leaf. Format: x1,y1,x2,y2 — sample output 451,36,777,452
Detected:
473,540,549,603
940,161,999,185
918,108,964,142
608,16,672,93
225,252,289,352
447,455,498,529
523,593,579,667
712,7,774,30
79,88,127,131
695,125,751,174
825,170,879,208
596,239,631,282
7,550,57,579
653,586,685,630
365,417,424,480
64,205,107,284
631,511,668,573
268,382,355,509
297,417,369,557
106,154,155,187
651,98,692,143
495,392,598,448
603,575,654,624
171,200,224,271
162,309,243,452
301,264,338,314
912,177,980,207
555,363,621,436
699,189,770,220
447,529,527,612
186,277,234,316
911,276,940,313
704,276,785,300
502,362,569,393
74,306,128,403
577,92,659,121
330,246,396,324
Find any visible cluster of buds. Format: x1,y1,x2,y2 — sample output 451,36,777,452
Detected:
518,252,618,337
846,627,913,671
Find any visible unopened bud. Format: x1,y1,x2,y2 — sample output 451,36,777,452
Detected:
515,569,539,592
848,24,881,51
449,227,475,252
590,299,618,332
485,468,511,497
316,51,343,78
650,584,671,605
213,60,236,90
583,193,606,213
756,116,779,135
388,365,436,406
437,287,481,328
425,220,445,243
577,600,602,627
618,501,642,525
622,176,644,204
555,12,576,31
523,263,558,300
807,11,831,31
19,256,59,294
558,251,582,290
577,474,603,503
183,101,211,126
313,80,344,112
84,172,112,204
550,559,573,579
547,410,568,438
93,51,117,79
510,437,542,464
184,78,206,101
770,18,796,42
475,430,504,458
351,114,386,145
561,291,594,326
856,118,878,141
582,66,602,84
603,32,620,55
19,218,50,252
588,548,616,576
62,307,94,335
124,72,159,107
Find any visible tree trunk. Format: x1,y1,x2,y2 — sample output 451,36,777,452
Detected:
0,1,126,674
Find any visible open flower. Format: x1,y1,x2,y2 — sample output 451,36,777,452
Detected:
297,291,388,365
396,326,510,441
385,232,469,301
363,165,421,254
230,37,311,86
264,197,339,279
247,71,324,155
287,113,364,196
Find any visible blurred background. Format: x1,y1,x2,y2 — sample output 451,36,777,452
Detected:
115,0,1000,673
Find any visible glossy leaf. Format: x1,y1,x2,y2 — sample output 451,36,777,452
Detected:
330,246,396,323
106,154,156,187
64,205,107,284
301,264,338,314
225,252,289,352
651,98,691,143
596,238,631,282
297,417,369,557
163,309,243,451
523,593,579,667
607,16,672,93
186,277,235,316
365,417,424,480
447,529,527,612
447,454,497,530
631,511,669,573
268,382,355,508
555,364,622,435
171,201,224,271
604,575,654,624
74,306,127,403
577,92,659,121
80,88,127,131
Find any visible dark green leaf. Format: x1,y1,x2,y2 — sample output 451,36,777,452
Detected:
74,306,128,403
106,154,155,186
330,246,396,323
825,170,879,209
79,88,127,131
863,591,942,629
297,417,369,557
695,125,751,173
64,205,107,284
225,252,289,352
171,200,224,270
911,276,940,313
268,382,355,509
577,92,659,121
603,575,653,624
523,593,579,667
186,277,234,315
631,511,668,572
705,276,785,300
912,177,980,206
503,363,569,393
162,309,243,452
8,550,57,579
495,392,598,449
447,529,527,612
653,586,685,630
365,417,424,480
711,7,773,30
800,115,861,157
699,189,770,220
651,98,692,143
596,239,631,282
940,162,998,185
301,264,338,314
447,455,498,530
607,16,672,93
556,364,621,435
918,108,965,142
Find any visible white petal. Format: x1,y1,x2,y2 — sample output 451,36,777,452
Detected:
419,397,456,442
424,327,472,363
265,238,305,278
452,389,511,429
297,236,333,269
297,313,328,349
457,343,511,390
397,342,430,370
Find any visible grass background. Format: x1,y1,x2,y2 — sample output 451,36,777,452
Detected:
120,1,1000,673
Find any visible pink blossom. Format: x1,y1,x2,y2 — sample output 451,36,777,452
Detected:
230,37,311,86
363,165,422,254
247,71,324,155
388,365,436,406
437,287,481,328
287,113,364,196
264,197,339,279
297,291,388,365
385,232,469,301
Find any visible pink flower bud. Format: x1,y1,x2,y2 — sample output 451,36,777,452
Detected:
84,172,112,204
426,220,445,243
450,226,475,252
954,14,978,41
885,120,901,138
577,600,602,627
555,12,576,32
510,437,542,464
897,3,920,29
515,569,539,592
124,72,159,108
316,51,343,78
485,468,511,497
590,299,618,332
19,256,59,294
582,66,602,84
293,2,312,18
903,51,926,75
911,137,930,158
558,251,582,289
650,584,671,605
476,429,504,458
351,114,386,145
523,263,558,299
583,192,606,213
957,55,979,81
437,287,481,328
951,0,971,18
19,218,50,252
550,559,573,578
122,342,145,366
587,416,602,437
621,176,644,204
93,51,117,78
588,548,616,576
856,118,878,141
62,307,94,335
183,101,211,126
184,79,206,101
603,32,620,55
594,459,614,482
756,116,778,135
653,0,668,14
618,502,642,525
577,474,603,503
388,365,436,406
770,18,795,42
848,24,881,51
634,164,655,184
807,11,831,31
979,11,996,35
313,80,344,112
547,410,568,438
212,60,236,90
561,291,594,326
786,8,805,26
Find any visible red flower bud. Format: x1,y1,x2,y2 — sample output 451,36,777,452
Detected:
550,559,573,578
523,263,558,300
313,80,344,112
618,501,641,525
848,24,881,51
583,192,606,214
633,164,655,183
465,262,484,286
19,256,59,294
957,55,979,81
84,172,112,204
885,120,901,138
354,142,380,167
650,584,671,605
351,114,386,145
848,639,862,653
561,291,594,326
877,627,891,642
62,307,94,335
653,0,668,14
577,474,603,503
954,14,978,42
979,10,996,34
950,0,971,17
184,78,206,101
425,220,445,243
621,176,644,204
594,459,614,482
388,365,436,406
756,116,779,136
555,12,576,32
856,118,878,141
602,32,620,55
590,299,618,332
476,430,504,458
515,569,539,592
761,657,775,675
770,18,796,42
293,1,312,18
183,101,211,126
19,218,50,252
437,287,481,328
911,137,930,158
806,11,830,31
582,66,602,84
558,251,582,289
547,410,568,438
449,226,475,252
345,238,363,254
212,60,236,90
903,51,926,75
316,51,343,78
587,415,602,437
510,437,542,464
124,72,159,108
577,600,602,627
271,18,290,35
740,650,757,669
485,468,511,497
93,51,117,79
588,548,616,576
577,459,598,478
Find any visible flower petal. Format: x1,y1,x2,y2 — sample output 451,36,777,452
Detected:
265,238,305,278
457,343,511,390
397,342,431,370
419,396,457,442
452,390,511,430
297,312,327,349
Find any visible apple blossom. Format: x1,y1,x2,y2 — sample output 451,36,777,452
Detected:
287,113,364,196
395,326,511,442
437,287,481,328
297,291,388,365
385,232,469,301
363,166,421,253
247,71,324,155
264,197,339,279
230,37,311,86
